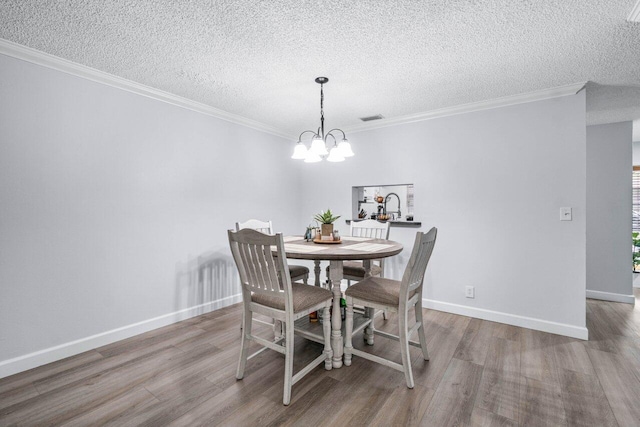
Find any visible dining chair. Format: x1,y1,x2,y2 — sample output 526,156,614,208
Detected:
235,219,310,335
326,219,391,319
344,227,437,388
228,229,333,405
236,219,310,285
344,219,391,284
325,219,390,286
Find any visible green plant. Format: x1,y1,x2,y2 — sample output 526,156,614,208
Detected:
633,232,640,272
314,209,341,224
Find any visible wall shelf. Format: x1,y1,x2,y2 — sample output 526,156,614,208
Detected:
346,219,422,227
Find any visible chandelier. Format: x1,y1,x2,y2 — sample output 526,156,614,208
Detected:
291,77,354,163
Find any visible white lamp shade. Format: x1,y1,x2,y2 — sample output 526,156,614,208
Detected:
310,136,328,156
291,142,308,159
304,150,322,163
327,146,345,162
337,139,354,157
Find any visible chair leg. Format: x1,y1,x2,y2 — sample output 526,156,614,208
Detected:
236,307,252,379
399,306,414,388
303,272,309,285
273,320,283,342
314,261,321,286
415,299,429,360
323,302,333,370
344,298,354,366
364,306,375,345
283,318,295,405
380,264,388,320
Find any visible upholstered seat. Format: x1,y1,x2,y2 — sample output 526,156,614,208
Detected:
288,264,310,281
342,261,382,279
252,282,333,312
346,277,416,307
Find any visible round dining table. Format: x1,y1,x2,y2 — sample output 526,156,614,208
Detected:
277,235,403,368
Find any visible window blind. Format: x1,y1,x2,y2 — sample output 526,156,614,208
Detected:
633,167,640,233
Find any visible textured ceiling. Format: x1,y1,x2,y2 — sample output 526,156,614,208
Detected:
1,0,640,138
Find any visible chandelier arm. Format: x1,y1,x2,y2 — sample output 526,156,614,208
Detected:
297,130,317,141
326,133,337,145
325,128,347,139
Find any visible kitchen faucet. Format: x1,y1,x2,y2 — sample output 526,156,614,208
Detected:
384,192,401,219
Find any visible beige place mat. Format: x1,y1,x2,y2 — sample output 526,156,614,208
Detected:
283,235,302,243
284,243,328,253
341,242,394,252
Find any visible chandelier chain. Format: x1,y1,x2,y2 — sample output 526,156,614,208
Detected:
319,82,325,139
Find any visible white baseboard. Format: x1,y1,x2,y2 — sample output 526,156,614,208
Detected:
0,294,242,380
586,290,635,305
423,298,589,340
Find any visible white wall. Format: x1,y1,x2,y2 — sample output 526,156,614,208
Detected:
0,50,592,377
586,122,633,302
0,53,301,376
297,93,588,338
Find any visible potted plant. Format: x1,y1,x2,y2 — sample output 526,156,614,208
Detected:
633,232,640,272
314,209,341,238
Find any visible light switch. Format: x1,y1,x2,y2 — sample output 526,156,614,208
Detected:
560,207,572,221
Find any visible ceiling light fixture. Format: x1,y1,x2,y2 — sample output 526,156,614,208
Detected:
291,77,354,163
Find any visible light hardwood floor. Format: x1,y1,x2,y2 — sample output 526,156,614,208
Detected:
3,290,640,426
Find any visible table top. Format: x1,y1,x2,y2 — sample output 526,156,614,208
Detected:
277,235,403,261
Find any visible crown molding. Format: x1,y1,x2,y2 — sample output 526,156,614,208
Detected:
343,82,587,134
629,0,640,22
0,38,587,141
0,39,290,139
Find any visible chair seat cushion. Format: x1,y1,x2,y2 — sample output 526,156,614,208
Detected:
343,261,382,278
326,262,382,278
345,277,416,307
288,264,309,278
252,283,332,313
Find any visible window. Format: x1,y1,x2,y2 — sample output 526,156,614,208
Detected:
351,184,415,222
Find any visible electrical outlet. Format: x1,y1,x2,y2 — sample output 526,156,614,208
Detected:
465,286,475,298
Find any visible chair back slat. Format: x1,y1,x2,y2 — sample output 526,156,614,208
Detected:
262,245,280,292
238,239,271,290
228,229,291,303
350,219,390,239
402,228,438,295
236,219,274,234
249,244,268,290
238,243,259,289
